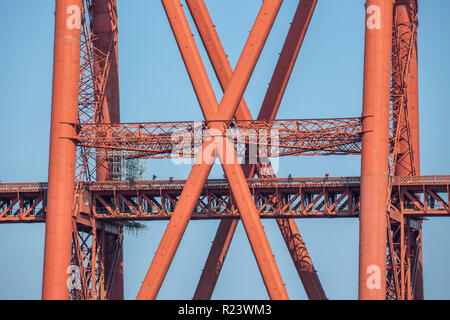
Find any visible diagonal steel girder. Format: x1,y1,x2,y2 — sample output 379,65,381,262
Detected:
137,0,288,300
186,0,326,300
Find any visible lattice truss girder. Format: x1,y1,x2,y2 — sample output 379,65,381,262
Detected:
76,0,119,183
69,221,123,300
90,180,362,219
386,0,423,300
388,3,417,177
1,176,449,221
76,118,362,158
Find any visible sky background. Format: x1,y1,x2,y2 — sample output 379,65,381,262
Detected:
0,0,449,300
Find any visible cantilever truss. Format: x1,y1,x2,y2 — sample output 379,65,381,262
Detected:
65,0,426,300
68,0,330,300
2,0,439,300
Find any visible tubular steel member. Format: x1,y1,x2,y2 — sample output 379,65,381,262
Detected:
391,0,420,176
91,0,124,300
407,18,420,176
137,0,288,300
136,0,222,300
92,0,120,182
91,0,120,125
186,0,325,300
385,0,423,300
258,0,317,121
216,138,289,300
58,0,124,300
359,0,393,300
183,0,252,122
390,0,418,178
70,218,122,300
42,0,83,300
103,231,124,300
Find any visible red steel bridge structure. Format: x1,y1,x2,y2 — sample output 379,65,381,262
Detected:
1,0,449,300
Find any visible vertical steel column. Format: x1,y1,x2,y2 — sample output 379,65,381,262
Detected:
408,53,420,170
92,0,120,182
92,0,120,124
403,1,420,174
413,229,423,299
359,0,393,300
91,0,124,299
104,232,124,300
409,60,425,299
392,1,418,177
392,0,422,300
408,36,420,175
42,0,82,300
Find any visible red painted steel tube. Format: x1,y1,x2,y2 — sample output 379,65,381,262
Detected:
136,0,219,299
188,0,324,300
394,2,420,176
194,0,287,298
42,0,82,300
277,218,326,299
193,219,238,299
216,145,289,300
408,42,420,175
408,3,423,300
392,2,419,176
137,0,285,299
159,0,218,120
359,0,393,300
94,0,120,182
394,1,422,300
212,1,283,122
136,141,216,300
91,0,120,124
104,232,124,300
405,0,420,176
183,0,250,297
185,0,252,121
258,0,317,121
91,0,124,299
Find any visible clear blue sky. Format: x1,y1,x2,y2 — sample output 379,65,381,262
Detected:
0,0,449,300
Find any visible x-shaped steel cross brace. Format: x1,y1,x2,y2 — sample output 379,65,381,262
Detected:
137,0,288,300
185,0,326,300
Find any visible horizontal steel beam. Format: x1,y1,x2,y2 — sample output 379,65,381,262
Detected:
76,118,362,158
0,176,449,223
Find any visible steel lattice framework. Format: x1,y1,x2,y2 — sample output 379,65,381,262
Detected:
1,176,450,222
1,0,447,300
77,118,363,158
